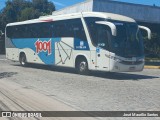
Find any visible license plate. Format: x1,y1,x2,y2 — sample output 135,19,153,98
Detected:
129,67,135,71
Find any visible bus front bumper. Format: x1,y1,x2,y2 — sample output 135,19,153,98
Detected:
110,61,145,72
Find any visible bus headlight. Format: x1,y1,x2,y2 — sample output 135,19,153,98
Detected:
138,58,145,62
115,58,122,62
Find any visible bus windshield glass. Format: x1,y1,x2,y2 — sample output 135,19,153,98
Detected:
110,22,144,58
85,18,144,58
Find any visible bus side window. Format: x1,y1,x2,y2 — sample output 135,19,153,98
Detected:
97,25,110,50
89,23,98,46
13,26,19,38
39,23,51,38
84,17,105,46
70,19,87,41
26,25,32,38
6,26,13,38
50,21,66,38
50,18,87,41
50,23,56,37
31,24,38,38
53,22,61,38
20,25,27,38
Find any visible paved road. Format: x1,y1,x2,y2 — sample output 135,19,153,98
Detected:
0,55,160,120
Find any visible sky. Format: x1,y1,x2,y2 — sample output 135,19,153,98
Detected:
0,0,160,11
50,0,85,10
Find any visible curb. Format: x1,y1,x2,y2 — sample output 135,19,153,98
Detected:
144,66,160,69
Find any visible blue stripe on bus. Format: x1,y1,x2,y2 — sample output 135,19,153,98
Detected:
11,38,61,65
11,38,90,65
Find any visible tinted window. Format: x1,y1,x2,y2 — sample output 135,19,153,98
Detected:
84,17,105,46
6,26,13,38
97,24,110,50
19,23,51,38
6,18,87,41
109,21,144,57
51,18,87,41
84,17,110,50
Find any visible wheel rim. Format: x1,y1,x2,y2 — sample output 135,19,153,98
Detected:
79,61,87,72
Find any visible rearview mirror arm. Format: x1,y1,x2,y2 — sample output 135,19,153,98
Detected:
138,25,151,39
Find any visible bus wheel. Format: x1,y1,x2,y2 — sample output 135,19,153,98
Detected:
20,53,27,67
77,59,88,75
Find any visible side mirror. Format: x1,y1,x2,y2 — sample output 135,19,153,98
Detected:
96,21,117,36
0,30,4,36
138,25,151,39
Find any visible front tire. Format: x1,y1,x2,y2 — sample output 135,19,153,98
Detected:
76,59,88,75
20,54,27,67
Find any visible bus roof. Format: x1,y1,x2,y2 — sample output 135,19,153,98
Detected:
6,12,135,26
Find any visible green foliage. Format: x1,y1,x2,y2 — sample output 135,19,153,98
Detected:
19,8,41,21
144,33,160,59
0,0,55,32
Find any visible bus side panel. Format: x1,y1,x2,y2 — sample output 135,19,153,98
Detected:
72,38,91,70
5,37,19,61
90,50,97,70
55,38,74,67
19,48,44,64
6,48,19,61
73,51,91,69
9,38,61,65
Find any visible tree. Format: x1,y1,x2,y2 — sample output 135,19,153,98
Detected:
0,0,55,32
32,0,55,15
144,33,160,58
19,8,41,21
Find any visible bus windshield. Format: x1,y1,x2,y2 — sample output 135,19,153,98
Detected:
110,22,144,58
84,18,144,58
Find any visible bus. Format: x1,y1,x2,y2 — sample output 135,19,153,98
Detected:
5,12,151,74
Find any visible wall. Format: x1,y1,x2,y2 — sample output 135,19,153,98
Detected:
93,0,160,24
52,0,160,24
52,0,93,15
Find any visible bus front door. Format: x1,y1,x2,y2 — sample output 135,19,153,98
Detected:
95,25,110,71
96,47,110,71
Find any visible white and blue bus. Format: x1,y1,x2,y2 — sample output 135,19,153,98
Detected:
5,12,151,74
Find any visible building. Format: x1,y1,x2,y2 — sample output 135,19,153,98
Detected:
52,0,160,24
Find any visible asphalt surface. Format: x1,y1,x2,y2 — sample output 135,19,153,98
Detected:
0,55,160,120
